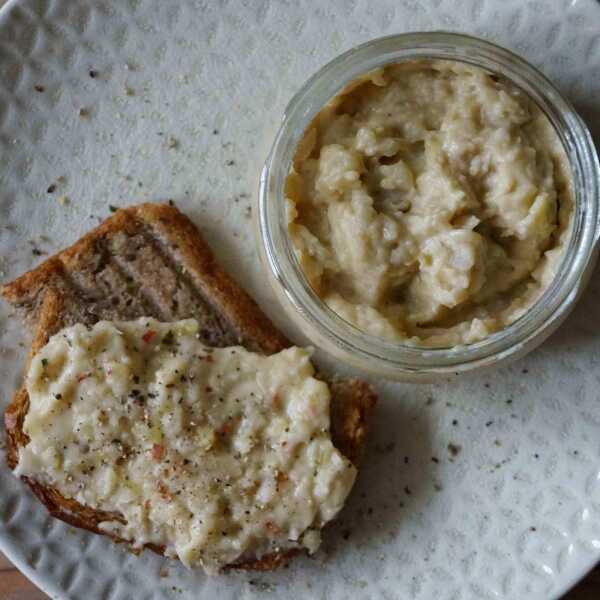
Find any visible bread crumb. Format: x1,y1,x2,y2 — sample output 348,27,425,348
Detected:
448,443,462,458
57,195,69,206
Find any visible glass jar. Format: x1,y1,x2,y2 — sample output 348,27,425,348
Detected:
257,32,600,381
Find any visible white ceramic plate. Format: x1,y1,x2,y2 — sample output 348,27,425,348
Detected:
1,1,600,599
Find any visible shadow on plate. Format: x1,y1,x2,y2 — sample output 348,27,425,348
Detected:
541,260,600,354
321,391,435,559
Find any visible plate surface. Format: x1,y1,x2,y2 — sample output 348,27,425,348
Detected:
1,1,600,599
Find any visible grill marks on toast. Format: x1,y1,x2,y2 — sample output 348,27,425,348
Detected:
67,233,158,322
107,226,239,346
41,240,160,327
100,254,168,321
76,224,241,341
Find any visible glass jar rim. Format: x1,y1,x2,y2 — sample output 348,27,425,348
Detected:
258,32,600,378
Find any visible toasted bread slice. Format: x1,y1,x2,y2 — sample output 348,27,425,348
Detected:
1,203,376,571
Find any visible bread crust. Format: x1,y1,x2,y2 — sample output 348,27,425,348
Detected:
2,203,376,572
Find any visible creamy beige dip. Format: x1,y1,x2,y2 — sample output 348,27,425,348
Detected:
287,60,573,347
16,318,356,573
